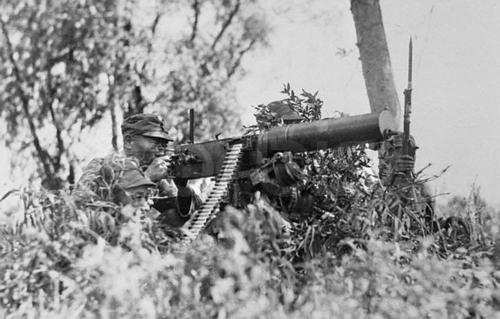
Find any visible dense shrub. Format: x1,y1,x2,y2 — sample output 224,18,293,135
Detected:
0,87,498,318
0,187,498,318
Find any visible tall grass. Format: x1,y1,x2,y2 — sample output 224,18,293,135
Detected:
0,88,498,318
0,183,497,318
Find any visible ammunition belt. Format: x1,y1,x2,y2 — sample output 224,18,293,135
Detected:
180,142,243,245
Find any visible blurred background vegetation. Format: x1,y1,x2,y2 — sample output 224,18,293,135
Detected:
0,0,268,189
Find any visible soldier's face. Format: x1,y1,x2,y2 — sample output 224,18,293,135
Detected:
114,185,155,214
125,135,169,166
126,186,154,209
380,135,417,159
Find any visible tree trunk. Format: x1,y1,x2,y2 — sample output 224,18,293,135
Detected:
110,100,119,152
350,0,401,125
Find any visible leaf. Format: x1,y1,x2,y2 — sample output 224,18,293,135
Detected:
0,189,19,202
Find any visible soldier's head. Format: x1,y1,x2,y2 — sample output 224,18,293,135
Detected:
255,100,304,129
380,133,418,160
267,100,304,125
110,159,157,208
121,113,172,166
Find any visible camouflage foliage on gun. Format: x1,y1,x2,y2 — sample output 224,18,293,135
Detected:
166,110,398,242
171,111,396,181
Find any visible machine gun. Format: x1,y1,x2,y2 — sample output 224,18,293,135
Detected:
170,110,398,243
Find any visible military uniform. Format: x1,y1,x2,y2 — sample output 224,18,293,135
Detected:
73,154,155,204
74,113,199,227
377,133,436,232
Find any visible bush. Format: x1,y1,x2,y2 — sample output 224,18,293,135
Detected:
0,87,497,318
0,186,498,318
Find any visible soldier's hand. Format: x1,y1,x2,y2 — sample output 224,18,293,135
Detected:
157,178,178,198
163,225,185,239
144,158,170,182
394,154,415,173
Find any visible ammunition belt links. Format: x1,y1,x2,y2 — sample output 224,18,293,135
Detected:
180,142,243,245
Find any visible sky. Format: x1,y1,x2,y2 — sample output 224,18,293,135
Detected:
234,0,500,205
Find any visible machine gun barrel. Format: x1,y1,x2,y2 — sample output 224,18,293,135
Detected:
257,110,396,156
171,110,397,179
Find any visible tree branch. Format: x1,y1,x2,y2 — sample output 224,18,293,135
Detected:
47,50,72,68
47,102,65,171
189,0,200,43
151,13,161,35
211,0,241,50
110,100,119,152
44,67,65,172
1,19,53,177
106,73,119,151
227,38,256,79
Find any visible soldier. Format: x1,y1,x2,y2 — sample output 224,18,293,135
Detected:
255,100,435,225
378,133,436,231
378,133,417,187
75,113,199,228
249,100,310,217
105,156,157,209
266,100,304,125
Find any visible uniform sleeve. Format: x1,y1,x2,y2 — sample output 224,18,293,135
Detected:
153,184,202,227
72,158,104,202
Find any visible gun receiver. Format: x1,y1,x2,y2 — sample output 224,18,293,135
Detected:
171,110,397,180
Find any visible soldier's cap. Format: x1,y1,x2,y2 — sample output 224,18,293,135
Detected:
117,159,157,190
267,100,304,122
121,113,172,141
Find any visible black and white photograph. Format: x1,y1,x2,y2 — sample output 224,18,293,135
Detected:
0,0,498,318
